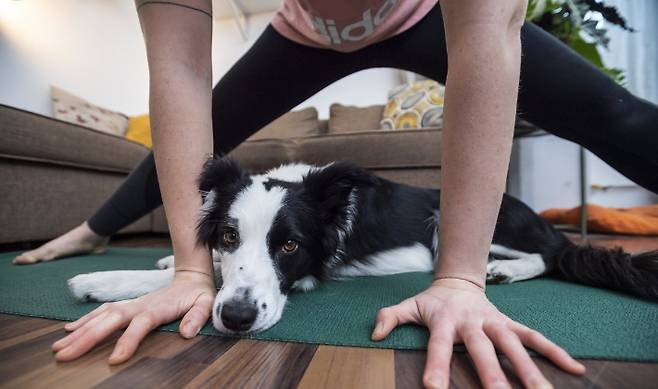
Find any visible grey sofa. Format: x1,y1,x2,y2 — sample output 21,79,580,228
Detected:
1,100,542,244
1,103,452,244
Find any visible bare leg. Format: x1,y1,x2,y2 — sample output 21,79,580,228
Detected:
13,222,109,265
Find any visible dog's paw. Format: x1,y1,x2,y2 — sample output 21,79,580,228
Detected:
486,255,546,284
292,275,319,292
486,260,514,284
156,255,175,269
67,273,107,302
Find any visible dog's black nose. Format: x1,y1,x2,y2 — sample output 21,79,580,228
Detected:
220,301,258,332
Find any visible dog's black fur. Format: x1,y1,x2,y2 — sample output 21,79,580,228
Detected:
197,157,658,301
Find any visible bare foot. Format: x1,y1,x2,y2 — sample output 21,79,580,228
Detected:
13,222,110,265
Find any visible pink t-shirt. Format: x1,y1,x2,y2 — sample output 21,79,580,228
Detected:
271,0,438,53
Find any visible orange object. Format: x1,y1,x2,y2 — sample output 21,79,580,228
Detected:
540,204,658,236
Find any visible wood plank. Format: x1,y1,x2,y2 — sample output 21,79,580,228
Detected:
93,357,209,389
0,321,64,350
184,340,316,389
172,334,238,364
586,360,658,389
0,314,63,344
530,358,606,389
0,328,69,384
447,353,484,389
395,350,425,389
94,335,236,388
297,345,395,389
2,324,203,388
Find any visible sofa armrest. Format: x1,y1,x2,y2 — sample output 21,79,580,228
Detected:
0,104,148,173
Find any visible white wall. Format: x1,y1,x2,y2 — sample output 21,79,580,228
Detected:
0,0,148,116
0,0,397,118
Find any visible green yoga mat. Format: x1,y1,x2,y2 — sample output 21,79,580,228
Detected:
1,247,657,361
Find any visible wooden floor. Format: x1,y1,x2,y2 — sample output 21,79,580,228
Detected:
1,232,658,389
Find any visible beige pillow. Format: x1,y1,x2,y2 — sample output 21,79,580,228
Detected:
328,104,385,134
381,80,445,130
51,86,129,137
248,107,321,141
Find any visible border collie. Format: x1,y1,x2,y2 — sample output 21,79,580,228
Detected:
68,158,658,333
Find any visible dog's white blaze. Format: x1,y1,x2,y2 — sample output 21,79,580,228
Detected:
333,242,434,278
487,244,546,283
258,163,313,183
213,180,288,333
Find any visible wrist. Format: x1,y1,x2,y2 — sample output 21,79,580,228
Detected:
435,260,487,290
174,268,214,286
431,276,485,293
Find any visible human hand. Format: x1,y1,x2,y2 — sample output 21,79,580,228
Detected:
371,278,585,389
52,270,215,364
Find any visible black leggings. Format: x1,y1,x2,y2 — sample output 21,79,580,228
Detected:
88,4,658,236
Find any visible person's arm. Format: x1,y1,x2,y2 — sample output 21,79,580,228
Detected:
51,0,216,364
372,1,586,388
140,0,214,280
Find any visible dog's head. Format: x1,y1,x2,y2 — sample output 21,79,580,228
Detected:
197,157,378,333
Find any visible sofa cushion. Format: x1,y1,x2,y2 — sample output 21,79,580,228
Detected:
248,107,321,141
0,160,152,243
51,86,129,137
0,104,148,174
228,138,297,173
328,104,384,134
295,128,442,169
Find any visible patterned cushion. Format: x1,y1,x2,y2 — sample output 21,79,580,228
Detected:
380,80,444,130
51,86,129,137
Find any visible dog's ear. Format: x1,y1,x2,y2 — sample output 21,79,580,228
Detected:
302,161,378,221
196,156,250,249
198,156,248,195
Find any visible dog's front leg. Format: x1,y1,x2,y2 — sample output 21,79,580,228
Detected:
68,268,175,302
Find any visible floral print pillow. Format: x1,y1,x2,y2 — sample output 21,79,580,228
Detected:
380,80,445,130
51,86,129,137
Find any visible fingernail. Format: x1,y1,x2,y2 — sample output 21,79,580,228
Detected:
528,379,552,389
426,373,444,389
52,339,65,351
55,346,72,360
371,324,383,340
109,346,124,363
182,322,198,338
490,382,510,389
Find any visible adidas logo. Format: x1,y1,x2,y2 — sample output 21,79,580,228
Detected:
310,0,398,44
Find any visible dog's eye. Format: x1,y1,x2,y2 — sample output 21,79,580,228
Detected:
223,230,239,246
282,240,298,253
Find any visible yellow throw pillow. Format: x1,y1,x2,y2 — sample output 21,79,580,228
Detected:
125,114,152,148
380,80,445,130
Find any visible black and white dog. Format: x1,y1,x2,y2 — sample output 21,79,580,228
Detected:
68,158,658,333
